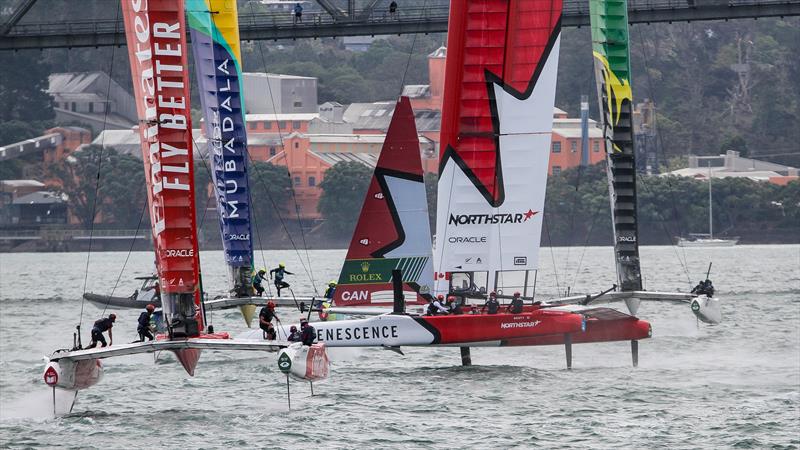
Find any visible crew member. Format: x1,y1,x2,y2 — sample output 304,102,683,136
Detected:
287,325,301,342
259,301,279,340
507,292,524,314
703,279,715,297
252,269,268,296
270,263,294,297
293,3,303,23
324,281,337,300
87,314,116,349
483,291,500,314
137,304,156,342
389,1,398,18
300,318,316,346
449,295,464,315
428,294,449,315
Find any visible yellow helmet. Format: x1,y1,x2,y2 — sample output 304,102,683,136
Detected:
328,280,336,286
279,262,286,268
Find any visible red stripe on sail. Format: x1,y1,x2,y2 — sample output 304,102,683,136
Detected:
122,1,201,314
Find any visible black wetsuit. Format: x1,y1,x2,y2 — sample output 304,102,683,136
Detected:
137,311,154,342
485,298,500,314
300,325,316,345
259,307,278,339
508,297,524,314
287,331,301,342
252,273,267,296
88,318,113,348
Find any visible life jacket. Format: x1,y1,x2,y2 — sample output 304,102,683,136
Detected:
137,311,151,329
301,325,316,345
509,298,523,313
487,299,499,314
93,318,112,332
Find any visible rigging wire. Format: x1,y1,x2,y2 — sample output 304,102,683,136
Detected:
244,2,326,294
78,1,121,330
543,211,563,296
101,197,148,317
633,25,694,284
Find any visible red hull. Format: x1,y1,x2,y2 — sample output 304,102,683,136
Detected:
158,332,230,375
419,310,585,344
503,317,651,346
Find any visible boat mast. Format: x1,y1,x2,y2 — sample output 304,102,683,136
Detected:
590,0,642,291
708,162,713,239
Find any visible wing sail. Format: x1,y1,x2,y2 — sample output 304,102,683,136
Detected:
333,97,434,307
434,0,563,293
121,0,204,335
187,0,255,296
590,0,643,291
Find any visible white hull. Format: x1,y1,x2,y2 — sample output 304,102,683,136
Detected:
677,238,739,247
691,295,722,324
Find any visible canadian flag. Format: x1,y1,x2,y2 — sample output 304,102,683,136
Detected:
434,272,451,280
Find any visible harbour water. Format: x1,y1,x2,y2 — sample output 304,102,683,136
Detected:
1,245,798,448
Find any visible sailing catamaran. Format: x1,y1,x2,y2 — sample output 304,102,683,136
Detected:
43,0,327,402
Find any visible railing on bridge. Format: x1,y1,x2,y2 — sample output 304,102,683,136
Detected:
0,228,149,241
1,0,798,50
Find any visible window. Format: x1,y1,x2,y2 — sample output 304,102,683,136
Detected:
552,142,561,153
293,101,302,108
71,102,76,112
294,142,299,149
552,165,562,175
278,121,287,130
570,140,577,153
292,121,301,130
264,121,272,130
293,176,301,186
88,103,94,113
249,122,257,130
593,141,600,153
308,176,316,187
269,146,277,157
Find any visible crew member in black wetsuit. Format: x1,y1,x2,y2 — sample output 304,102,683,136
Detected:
270,263,294,297
300,318,316,346
137,304,156,342
87,314,116,348
483,291,500,314
287,325,301,342
252,269,268,296
259,301,279,340
507,292,524,314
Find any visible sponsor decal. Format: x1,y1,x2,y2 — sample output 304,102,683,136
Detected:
164,249,195,258
691,300,700,312
359,238,370,246
500,320,541,329
361,261,370,273
227,233,250,241
419,284,431,294
373,192,384,200
341,290,369,302
448,209,537,227
513,256,527,266
277,352,292,373
316,325,399,342
448,236,487,244
618,235,637,242
44,366,58,386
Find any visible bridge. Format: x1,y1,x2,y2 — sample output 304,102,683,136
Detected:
1,0,798,51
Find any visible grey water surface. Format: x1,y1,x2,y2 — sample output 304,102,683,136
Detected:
1,245,798,448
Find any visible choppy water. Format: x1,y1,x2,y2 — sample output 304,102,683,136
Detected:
1,245,798,448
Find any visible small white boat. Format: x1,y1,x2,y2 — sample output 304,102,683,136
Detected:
677,234,739,247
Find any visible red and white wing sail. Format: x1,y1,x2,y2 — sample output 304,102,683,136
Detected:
434,0,562,292
122,0,203,329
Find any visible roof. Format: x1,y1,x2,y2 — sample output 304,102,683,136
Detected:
0,180,46,188
246,113,319,122
12,191,65,205
344,102,441,132
90,129,207,158
0,133,62,161
664,168,788,182
552,119,603,139
48,72,107,94
401,85,431,99
248,134,284,146
243,72,316,81
309,151,378,167
308,133,433,146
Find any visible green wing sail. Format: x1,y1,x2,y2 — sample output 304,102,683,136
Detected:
590,0,642,291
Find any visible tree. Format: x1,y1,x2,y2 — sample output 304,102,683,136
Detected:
0,50,54,145
48,145,146,228
249,161,292,231
318,161,373,237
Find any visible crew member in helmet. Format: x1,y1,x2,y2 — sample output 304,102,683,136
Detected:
448,295,464,315
300,318,316,346
259,301,279,340
428,294,449,315
507,292,524,314
137,304,156,342
252,268,268,297
324,281,337,300
270,263,294,296
287,325,301,342
87,313,116,348
483,291,500,314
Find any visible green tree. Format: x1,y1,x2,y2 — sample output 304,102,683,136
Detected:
103,153,147,228
0,50,54,145
318,161,372,237
249,161,292,230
